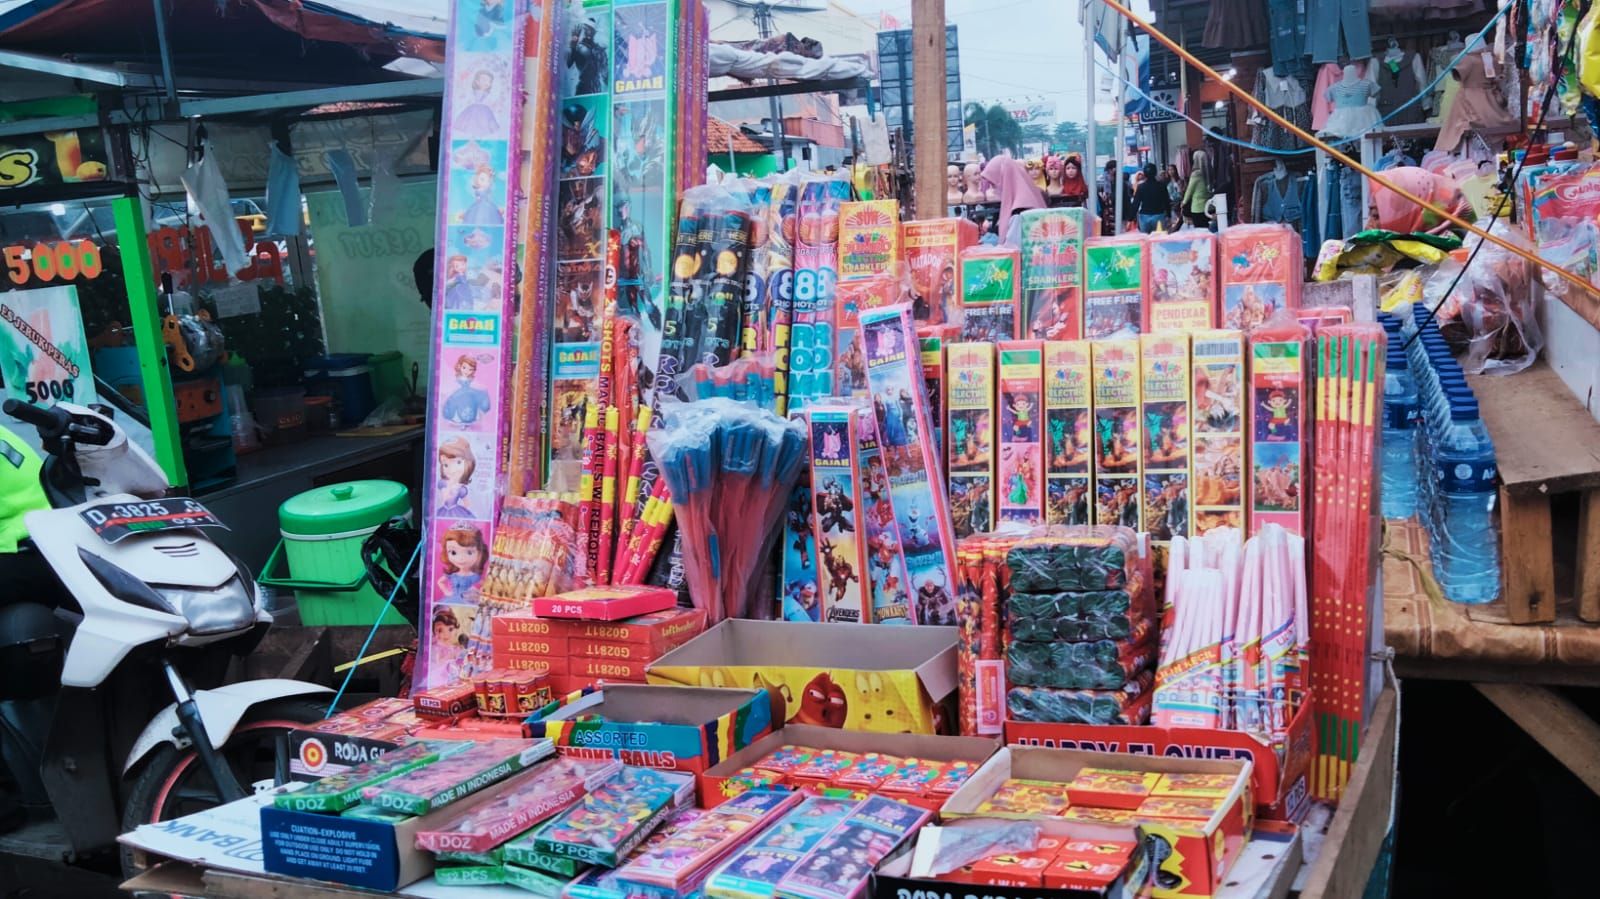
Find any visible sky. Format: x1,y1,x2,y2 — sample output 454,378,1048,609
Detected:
832,0,1157,126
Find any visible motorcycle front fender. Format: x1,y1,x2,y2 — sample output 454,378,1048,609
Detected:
123,678,331,775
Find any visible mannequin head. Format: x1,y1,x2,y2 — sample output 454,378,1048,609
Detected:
1273,160,1287,177
947,164,963,202
1045,155,1063,179
1063,156,1081,181
1342,64,1360,81
963,162,984,202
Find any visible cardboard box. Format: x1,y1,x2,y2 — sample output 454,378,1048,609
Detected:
563,607,707,646
1083,236,1147,339
807,403,872,624
1004,697,1316,823
260,743,553,892
490,635,570,658
837,200,901,280
1188,331,1247,535
875,825,1149,899
647,620,959,734
532,585,676,621
997,341,1046,526
525,685,776,774
959,246,1023,342
288,727,405,782
1091,340,1142,529
943,747,1253,899
1139,333,1192,546
1043,340,1094,526
573,655,652,682
904,218,977,325
946,341,998,538
497,653,571,677
697,723,999,808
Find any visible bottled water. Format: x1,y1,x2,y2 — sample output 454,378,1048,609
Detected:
1380,346,1417,520
1430,398,1500,603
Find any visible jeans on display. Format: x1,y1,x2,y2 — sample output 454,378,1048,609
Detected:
1324,163,1343,244
1268,0,1306,76
1340,162,1364,238
1138,213,1165,233
1306,0,1371,65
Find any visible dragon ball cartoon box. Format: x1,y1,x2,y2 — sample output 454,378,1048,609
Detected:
696,723,998,808
647,620,959,736
523,685,777,775
942,746,1252,899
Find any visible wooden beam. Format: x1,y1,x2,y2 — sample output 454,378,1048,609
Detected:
911,0,947,219
1577,490,1600,622
1475,682,1600,797
1299,687,1397,899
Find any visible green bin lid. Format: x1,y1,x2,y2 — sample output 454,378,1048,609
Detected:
279,480,409,536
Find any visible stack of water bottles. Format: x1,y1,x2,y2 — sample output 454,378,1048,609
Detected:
1385,306,1501,604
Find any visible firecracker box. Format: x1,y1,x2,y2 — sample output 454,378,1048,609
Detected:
904,218,977,324
496,653,571,677
1083,235,1147,339
1248,325,1309,537
1189,330,1247,535
524,685,776,774
572,655,652,682
490,635,570,658
806,403,873,624
647,619,959,734
946,341,998,538
697,723,999,808
920,323,958,466
959,246,1023,342
941,746,1252,899
1044,340,1094,526
261,741,554,892
1139,333,1193,546
838,200,902,280
531,585,677,620
858,408,916,625
1019,207,1089,341
1145,231,1218,334
287,698,432,781
997,341,1046,526
874,825,1149,899
1090,340,1142,530
1004,694,1315,823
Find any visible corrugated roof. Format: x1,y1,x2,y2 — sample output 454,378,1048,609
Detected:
708,116,767,154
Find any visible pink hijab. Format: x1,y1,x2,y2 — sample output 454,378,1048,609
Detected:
1371,166,1471,234
982,155,1047,237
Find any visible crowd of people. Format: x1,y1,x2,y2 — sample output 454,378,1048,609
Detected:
976,148,1218,247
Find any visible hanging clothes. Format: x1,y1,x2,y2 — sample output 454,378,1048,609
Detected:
1252,172,1306,228
1310,63,1343,131
1322,75,1383,137
1323,162,1344,243
1435,50,1517,152
1375,146,1418,170
1299,173,1320,259
1250,70,1311,150
1368,0,1485,22
1307,0,1373,65
1267,0,1306,76
1374,50,1429,125
1204,0,1270,51
1428,43,1465,124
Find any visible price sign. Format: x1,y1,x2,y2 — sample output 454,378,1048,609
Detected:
3,241,104,286
0,284,95,411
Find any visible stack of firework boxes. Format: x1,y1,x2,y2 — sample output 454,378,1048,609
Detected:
785,209,968,628
491,606,707,692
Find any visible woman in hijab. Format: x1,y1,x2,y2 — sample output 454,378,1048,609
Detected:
1370,166,1472,234
982,154,1047,247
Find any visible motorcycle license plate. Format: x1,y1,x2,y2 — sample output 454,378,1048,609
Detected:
79,498,229,544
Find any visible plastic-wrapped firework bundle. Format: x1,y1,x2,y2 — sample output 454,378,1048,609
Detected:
834,276,903,400
857,413,914,624
1248,315,1310,537
1019,207,1089,341
958,246,1022,342
918,324,957,461
1007,677,1154,726
371,740,552,816
1006,587,1151,642
1005,526,1142,594
766,175,800,414
1218,223,1302,334
1145,231,1219,334
859,304,959,626
903,218,976,325
275,742,441,813
562,807,706,899
1006,631,1154,690
1082,235,1147,339
954,535,1007,736
530,766,694,867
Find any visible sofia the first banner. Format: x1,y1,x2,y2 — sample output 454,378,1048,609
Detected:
420,0,536,688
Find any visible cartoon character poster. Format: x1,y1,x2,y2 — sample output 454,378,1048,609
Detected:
555,259,605,342
1252,442,1301,512
997,343,1044,525
612,2,667,94
1146,232,1218,332
559,95,608,178
1249,330,1308,536
1090,340,1141,529
557,178,606,259
562,0,611,97
1191,330,1247,534
422,0,527,687
806,407,867,624
945,342,995,538
1043,341,1091,526
858,418,913,624
780,480,822,622
1223,283,1286,334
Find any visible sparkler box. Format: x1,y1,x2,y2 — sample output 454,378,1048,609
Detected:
1083,235,1148,339
261,741,554,892
806,403,872,624
1043,340,1093,526
1189,330,1248,536
858,409,916,625
647,620,959,735
1004,695,1315,824
958,246,1022,342
997,342,1046,526
1139,334,1193,546
697,723,999,809
919,323,958,465
1248,326,1310,537
837,200,902,280
903,217,977,325
530,585,677,620
942,746,1253,899
1090,340,1143,531
946,342,998,538
1145,231,1218,333
524,685,775,774
1018,207,1089,341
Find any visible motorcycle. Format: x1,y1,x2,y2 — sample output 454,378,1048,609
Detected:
0,399,330,877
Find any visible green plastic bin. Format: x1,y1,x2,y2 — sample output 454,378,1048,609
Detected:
261,480,411,626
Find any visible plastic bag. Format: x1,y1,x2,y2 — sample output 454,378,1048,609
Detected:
1420,221,1543,375
923,819,1043,876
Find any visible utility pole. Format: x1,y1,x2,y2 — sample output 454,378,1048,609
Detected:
911,0,946,218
